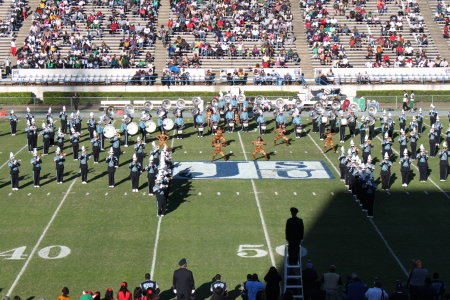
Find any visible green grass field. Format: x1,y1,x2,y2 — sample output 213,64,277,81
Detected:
0,113,449,300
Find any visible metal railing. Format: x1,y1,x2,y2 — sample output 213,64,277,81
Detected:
358,95,450,110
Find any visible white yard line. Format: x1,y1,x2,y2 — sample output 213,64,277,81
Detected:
0,144,28,169
149,130,176,278
375,136,450,199
150,217,162,278
7,178,78,296
237,131,276,266
307,134,409,277
368,219,409,276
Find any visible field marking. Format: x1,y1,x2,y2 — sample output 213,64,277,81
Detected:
274,191,278,195
47,192,50,196
150,216,162,278
237,131,275,266
307,133,409,277
293,192,297,196
368,219,408,276
236,192,240,195
217,192,221,196
312,192,316,196
7,178,78,296
149,130,176,278
198,192,202,196
375,136,450,199
0,144,28,169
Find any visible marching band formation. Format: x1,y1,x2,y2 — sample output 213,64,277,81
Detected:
6,93,450,217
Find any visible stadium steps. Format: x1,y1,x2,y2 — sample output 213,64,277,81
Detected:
153,0,170,73
417,0,450,60
10,0,40,65
283,244,304,299
290,2,314,80
428,0,450,49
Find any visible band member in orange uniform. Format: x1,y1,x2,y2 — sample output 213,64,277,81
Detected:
212,139,228,161
211,127,227,146
273,125,290,146
323,129,337,153
252,137,269,160
156,130,170,150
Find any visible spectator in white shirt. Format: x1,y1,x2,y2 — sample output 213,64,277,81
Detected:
365,280,389,300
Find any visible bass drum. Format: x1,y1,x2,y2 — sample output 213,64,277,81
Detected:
103,124,117,139
145,121,157,133
163,118,174,131
127,122,139,135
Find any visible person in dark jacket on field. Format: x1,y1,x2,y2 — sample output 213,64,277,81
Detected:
303,261,319,300
285,207,304,265
173,258,195,300
264,267,282,300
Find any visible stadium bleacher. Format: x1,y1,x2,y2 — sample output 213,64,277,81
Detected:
300,0,446,69
15,0,159,69
163,0,301,78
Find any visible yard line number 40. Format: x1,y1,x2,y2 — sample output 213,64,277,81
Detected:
0,245,71,260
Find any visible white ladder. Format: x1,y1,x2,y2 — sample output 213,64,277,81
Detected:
283,243,304,299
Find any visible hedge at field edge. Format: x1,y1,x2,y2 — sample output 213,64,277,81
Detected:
356,90,450,96
0,92,35,105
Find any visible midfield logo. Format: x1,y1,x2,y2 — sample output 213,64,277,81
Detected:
173,161,334,180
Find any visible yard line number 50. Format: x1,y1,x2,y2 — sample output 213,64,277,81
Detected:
237,245,308,258
0,245,71,260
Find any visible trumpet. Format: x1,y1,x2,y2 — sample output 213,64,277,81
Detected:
59,152,66,156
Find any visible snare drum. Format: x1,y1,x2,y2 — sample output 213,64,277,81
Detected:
228,122,234,127
341,118,348,126
261,124,267,130
321,116,328,123
243,121,249,127
198,126,204,132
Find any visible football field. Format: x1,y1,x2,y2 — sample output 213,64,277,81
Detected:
0,114,450,300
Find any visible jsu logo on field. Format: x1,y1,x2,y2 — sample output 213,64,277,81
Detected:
173,161,334,180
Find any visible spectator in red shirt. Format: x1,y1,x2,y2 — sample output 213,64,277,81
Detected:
117,283,131,300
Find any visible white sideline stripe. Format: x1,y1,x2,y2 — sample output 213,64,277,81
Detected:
307,134,408,277
149,130,175,278
375,136,450,199
7,178,78,296
150,217,162,278
237,131,275,266
369,219,408,276
0,144,27,169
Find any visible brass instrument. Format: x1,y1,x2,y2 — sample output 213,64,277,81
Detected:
193,97,203,106
106,106,115,115
162,99,172,109
238,94,246,103
143,101,153,111
125,104,134,114
176,99,186,108
275,98,285,108
349,103,359,113
314,101,323,111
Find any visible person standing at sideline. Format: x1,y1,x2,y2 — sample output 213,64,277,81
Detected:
365,280,388,300
407,260,428,300
285,207,304,265
322,265,342,300
57,287,71,300
264,267,282,300
173,258,195,300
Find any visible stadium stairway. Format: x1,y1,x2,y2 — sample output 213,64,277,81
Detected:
417,0,450,60
290,2,315,80
153,0,170,73
10,0,40,65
